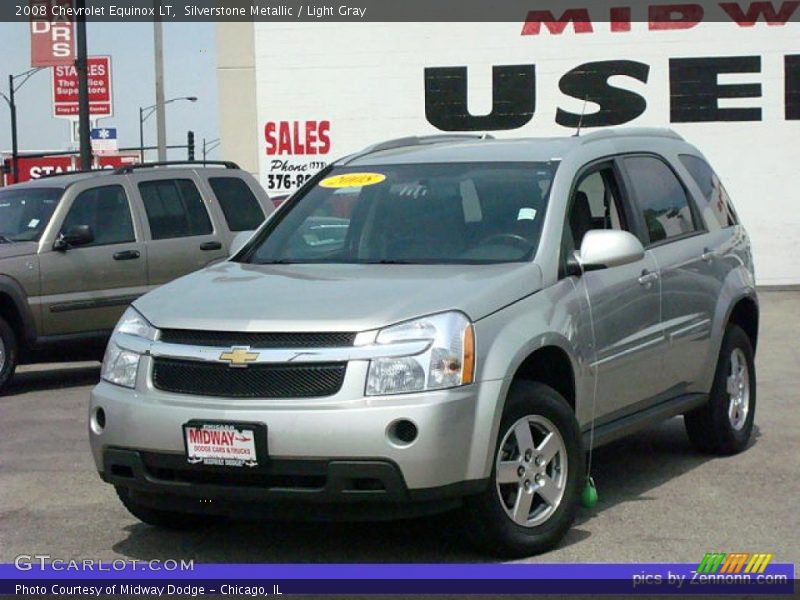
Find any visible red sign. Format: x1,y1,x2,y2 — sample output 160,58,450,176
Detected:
51,56,113,119
30,0,75,67
3,154,138,185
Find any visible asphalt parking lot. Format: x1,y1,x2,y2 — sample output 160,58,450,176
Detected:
1,291,798,565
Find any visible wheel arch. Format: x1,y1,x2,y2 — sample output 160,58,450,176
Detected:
726,295,759,354
510,345,576,412
0,275,38,347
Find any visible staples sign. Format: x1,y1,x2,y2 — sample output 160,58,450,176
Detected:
52,56,113,119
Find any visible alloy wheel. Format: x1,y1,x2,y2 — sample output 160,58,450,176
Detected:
727,347,750,431
495,415,568,527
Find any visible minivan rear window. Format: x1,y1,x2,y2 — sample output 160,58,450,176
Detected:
679,154,738,229
208,177,265,232
139,179,213,240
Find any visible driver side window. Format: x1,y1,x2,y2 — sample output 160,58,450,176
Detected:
60,185,135,247
560,165,628,276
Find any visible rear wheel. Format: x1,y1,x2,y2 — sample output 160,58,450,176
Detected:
462,381,582,557
0,316,19,393
684,324,756,455
115,486,214,530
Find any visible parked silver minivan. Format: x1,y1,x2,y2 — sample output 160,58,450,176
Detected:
90,130,758,556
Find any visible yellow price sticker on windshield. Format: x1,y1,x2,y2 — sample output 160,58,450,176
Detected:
319,172,386,189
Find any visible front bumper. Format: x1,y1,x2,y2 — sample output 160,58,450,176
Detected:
102,448,485,519
90,361,503,503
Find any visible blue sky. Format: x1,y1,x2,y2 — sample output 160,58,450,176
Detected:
0,22,218,159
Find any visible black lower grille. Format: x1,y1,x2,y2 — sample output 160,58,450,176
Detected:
159,329,356,348
152,358,346,398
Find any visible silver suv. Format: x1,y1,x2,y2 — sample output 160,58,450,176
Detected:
0,162,271,392
90,130,758,556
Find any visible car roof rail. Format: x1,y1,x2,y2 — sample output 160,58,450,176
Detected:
578,127,685,144
364,133,494,153
340,133,494,164
113,160,240,174
37,168,114,179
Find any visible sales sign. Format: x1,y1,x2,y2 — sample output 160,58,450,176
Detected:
51,55,113,119
30,0,75,67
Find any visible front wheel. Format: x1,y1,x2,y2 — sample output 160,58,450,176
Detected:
462,381,583,557
0,316,19,394
684,324,756,455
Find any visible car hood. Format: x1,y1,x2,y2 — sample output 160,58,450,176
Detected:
0,242,37,260
134,261,543,332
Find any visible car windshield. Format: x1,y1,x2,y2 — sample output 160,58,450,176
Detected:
0,187,63,242
242,162,557,265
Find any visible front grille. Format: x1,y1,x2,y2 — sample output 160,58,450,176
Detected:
159,329,356,348
152,358,347,398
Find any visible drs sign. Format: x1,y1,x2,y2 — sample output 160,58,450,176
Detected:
29,0,75,67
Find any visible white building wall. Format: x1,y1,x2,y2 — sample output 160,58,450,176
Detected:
220,21,800,285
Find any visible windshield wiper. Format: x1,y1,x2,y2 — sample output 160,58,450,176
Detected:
0,235,13,244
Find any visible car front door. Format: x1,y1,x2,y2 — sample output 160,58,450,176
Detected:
620,154,721,395
38,183,148,336
135,175,228,287
563,161,665,422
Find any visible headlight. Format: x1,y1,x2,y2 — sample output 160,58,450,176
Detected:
366,311,475,396
101,307,158,388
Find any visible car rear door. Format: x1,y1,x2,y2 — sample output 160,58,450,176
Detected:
134,172,228,287
619,154,721,395
38,181,147,336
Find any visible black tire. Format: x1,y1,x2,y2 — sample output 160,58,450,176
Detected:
0,316,19,394
684,324,756,455
115,486,214,530
462,381,583,558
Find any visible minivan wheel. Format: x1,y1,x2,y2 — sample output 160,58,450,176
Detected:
462,381,583,557
115,486,215,530
684,324,756,455
0,316,19,393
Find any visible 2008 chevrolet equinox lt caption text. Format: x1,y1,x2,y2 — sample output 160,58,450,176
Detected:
90,129,758,557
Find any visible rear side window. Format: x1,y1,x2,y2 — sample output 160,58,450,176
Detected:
679,155,738,229
208,177,265,232
139,179,213,240
623,156,698,245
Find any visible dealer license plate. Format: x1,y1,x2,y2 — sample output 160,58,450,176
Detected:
183,422,261,468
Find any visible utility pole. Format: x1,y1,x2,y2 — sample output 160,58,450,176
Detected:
75,0,92,169
8,76,18,183
154,0,167,162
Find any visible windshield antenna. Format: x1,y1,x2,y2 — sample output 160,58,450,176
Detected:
575,95,589,137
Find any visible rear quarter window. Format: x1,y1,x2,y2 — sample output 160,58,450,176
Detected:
208,177,265,232
679,154,739,229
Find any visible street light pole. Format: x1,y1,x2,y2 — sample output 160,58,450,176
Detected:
138,96,197,164
139,107,145,162
75,0,92,170
8,75,18,183
153,1,167,162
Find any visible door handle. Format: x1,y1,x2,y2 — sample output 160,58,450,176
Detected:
200,241,223,251
638,270,659,286
701,248,714,262
113,250,141,261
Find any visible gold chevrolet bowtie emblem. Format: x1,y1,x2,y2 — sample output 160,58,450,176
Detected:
219,346,259,368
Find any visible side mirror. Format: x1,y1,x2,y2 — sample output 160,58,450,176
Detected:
576,229,645,271
54,224,94,251
229,230,255,257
